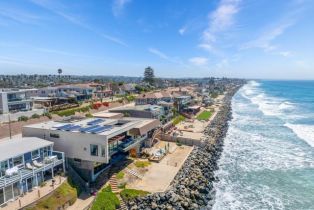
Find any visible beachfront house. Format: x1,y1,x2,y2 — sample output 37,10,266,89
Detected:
0,89,36,114
0,137,65,207
22,117,160,182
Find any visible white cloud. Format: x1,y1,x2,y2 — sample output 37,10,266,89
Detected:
179,26,186,35
189,57,208,66
148,48,169,60
30,0,128,47
279,51,293,57
216,58,229,69
0,7,41,24
241,22,295,52
200,0,241,54
112,0,132,17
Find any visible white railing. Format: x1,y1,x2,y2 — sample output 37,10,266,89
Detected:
0,155,64,188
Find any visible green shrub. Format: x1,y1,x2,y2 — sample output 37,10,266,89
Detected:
18,116,29,121
120,189,149,201
118,183,126,189
31,113,40,119
125,95,135,102
172,115,185,125
42,112,52,119
85,113,93,118
54,105,91,117
91,185,120,210
134,161,151,168
116,171,125,179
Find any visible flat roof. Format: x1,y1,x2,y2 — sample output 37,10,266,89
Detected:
24,117,143,136
92,111,124,119
0,137,53,162
109,105,162,111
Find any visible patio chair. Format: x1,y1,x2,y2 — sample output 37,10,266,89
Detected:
33,160,44,168
26,162,35,170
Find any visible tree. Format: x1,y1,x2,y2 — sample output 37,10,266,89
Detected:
57,68,62,78
143,66,155,85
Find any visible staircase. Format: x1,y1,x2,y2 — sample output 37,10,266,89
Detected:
125,168,143,179
109,174,119,193
109,174,128,210
149,128,162,147
117,194,128,210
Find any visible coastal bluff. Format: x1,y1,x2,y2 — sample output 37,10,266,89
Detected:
126,84,244,210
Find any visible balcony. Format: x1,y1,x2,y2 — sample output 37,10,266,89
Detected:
119,136,147,152
0,151,64,189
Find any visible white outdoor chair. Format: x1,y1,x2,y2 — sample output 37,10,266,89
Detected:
26,162,35,170
33,160,44,168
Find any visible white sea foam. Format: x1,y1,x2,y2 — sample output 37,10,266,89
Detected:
285,123,314,147
212,87,314,210
241,81,297,118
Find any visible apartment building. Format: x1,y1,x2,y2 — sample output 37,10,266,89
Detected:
0,89,36,114
0,137,65,206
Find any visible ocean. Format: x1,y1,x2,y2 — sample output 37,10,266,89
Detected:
211,80,314,210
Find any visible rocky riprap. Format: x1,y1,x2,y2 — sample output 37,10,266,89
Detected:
127,86,243,210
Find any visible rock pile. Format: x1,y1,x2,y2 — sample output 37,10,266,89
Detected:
127,85,243,210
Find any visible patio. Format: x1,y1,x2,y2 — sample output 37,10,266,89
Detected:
0,176,66,210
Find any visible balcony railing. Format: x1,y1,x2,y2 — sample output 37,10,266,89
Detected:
119,136,147,152
0,151,64,189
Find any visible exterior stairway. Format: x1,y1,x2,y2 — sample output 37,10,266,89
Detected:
109,174,119,193
117,194,128,210
108,174,128,210
125,168,143,179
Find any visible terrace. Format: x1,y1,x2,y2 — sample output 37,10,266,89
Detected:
0,151,64,190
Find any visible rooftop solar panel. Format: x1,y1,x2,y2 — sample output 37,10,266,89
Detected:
90,126,108,134
65,125,81,131
87,118,105,125
56,124,73,130
79,125,101,133
103,125,113,130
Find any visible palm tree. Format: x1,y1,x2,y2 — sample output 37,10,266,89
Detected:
57,68,62,78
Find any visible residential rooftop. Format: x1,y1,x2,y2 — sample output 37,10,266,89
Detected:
0,137,53,162
23,117,159,137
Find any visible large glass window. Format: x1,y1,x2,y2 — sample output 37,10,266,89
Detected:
13,156,23,167
32,150,39,159
0,161,8,176
90,144,98,156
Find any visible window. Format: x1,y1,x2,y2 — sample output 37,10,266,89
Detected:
74,158,81,163
0,161,8,177
50,133,60,138
13,156,23,166
90,144,98,156
32,150,39,159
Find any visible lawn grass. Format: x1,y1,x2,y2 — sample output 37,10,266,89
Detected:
120,189,149,201
27,181,77,210
91,186,120,210
172,115,185,125
116,171,125,179
134,161,151,168
196,110,213,121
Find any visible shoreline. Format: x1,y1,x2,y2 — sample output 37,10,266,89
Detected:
126,84,244,210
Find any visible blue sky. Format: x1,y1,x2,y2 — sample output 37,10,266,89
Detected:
0,0,313,79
